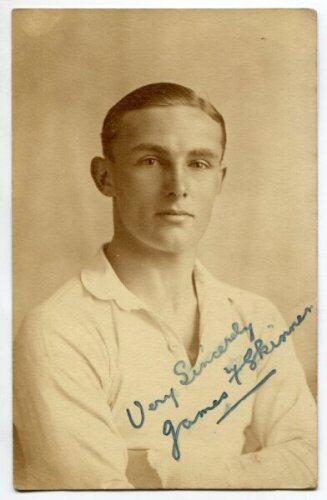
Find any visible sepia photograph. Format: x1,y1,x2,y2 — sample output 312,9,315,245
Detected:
12,8,317,491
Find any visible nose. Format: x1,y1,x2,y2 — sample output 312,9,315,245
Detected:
165,163,188,199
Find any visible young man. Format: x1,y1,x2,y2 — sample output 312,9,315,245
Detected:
14,83,316,490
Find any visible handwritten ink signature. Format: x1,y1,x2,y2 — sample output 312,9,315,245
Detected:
224,305,313,385
162,391,228,460
162,369,277,460
125,305,313,462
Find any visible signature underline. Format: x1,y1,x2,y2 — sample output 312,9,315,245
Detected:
217,368,277,424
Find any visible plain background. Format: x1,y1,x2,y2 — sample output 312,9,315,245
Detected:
13,9,317,395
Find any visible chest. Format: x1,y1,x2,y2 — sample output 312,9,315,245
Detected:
110,311,256,461
107,305,257,422
159,302,200,366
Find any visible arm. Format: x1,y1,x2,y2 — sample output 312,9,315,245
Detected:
14,307,134,490
148,301,316,489
219,302,317,489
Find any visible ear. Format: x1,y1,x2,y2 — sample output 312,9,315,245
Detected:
216,163,227,194
90,156,115,197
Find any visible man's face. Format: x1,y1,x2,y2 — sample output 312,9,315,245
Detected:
104,105,225,254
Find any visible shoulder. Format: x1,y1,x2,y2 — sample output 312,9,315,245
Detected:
20,274,96,330
14,274,115,401
197,261,285,325
15,270,112,360
222,280,278,313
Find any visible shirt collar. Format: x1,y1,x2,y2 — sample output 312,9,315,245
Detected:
80,245,144,311
193,259,235,311
80,244,234,312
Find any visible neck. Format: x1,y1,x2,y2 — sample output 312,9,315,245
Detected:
105,232,198,315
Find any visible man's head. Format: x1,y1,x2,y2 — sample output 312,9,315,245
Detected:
91,82,227,255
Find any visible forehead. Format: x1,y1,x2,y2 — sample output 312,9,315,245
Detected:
113,105,224,155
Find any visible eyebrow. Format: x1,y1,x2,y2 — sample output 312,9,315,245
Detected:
187,148,220,159
130,143,220,159
130,144,169,155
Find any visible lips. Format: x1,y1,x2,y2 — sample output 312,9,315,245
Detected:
156,209,194,217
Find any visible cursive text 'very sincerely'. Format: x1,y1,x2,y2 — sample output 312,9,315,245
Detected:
173,321,255,387
126,387,179,429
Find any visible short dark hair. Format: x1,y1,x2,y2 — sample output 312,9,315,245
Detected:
101,82,227,161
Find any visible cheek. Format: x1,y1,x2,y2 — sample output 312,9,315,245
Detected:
115,173,161,206
200,199,216,221
193,192,218,227
196,180,218,205
114,180,155,221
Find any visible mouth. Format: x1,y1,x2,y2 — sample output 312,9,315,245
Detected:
155,209,194,223
156,210,194,217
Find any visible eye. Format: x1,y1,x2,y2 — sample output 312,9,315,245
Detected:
190,160,211,170
139,157,160,167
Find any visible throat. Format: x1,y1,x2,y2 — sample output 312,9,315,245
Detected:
183,305,200,367
162,300,200,367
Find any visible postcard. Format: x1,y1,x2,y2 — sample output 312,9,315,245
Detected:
12,8,317,490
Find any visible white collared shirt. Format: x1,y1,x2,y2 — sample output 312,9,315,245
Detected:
14,246,316,489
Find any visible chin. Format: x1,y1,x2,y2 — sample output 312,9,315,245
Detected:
147,234,200,255
121,223,203,255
